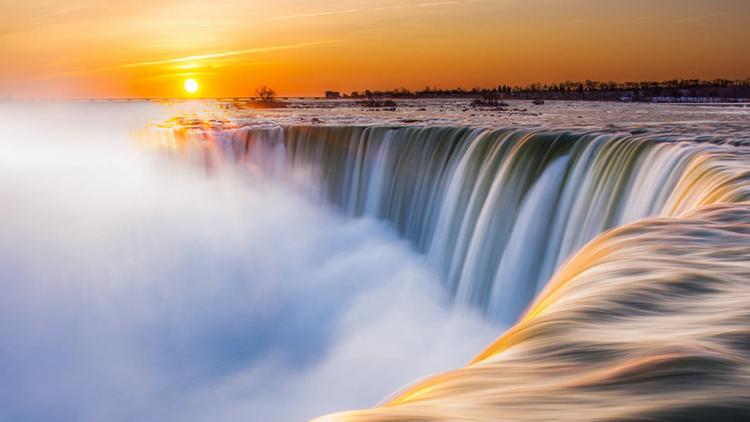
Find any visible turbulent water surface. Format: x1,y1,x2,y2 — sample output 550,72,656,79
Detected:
1,100,749,421
320,202,750,422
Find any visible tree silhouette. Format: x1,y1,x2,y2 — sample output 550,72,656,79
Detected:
255,86,277,103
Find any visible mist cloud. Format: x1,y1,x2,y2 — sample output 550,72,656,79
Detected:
0,103,498,421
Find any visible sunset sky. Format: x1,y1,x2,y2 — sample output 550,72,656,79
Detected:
2,0,749,98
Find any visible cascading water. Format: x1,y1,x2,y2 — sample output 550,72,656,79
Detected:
6,101,750,422
158,125,750,324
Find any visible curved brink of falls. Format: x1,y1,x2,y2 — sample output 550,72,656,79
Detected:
182,125,750,325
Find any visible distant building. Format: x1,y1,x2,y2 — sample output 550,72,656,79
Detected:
325,91,341,99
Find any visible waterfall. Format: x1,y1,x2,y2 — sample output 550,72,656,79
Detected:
151,124,750,324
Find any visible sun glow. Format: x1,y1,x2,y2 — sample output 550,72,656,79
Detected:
184,78,199,94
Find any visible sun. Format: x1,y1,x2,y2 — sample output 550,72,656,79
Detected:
184,78,199,94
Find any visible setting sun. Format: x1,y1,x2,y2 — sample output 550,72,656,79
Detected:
184,78,199,94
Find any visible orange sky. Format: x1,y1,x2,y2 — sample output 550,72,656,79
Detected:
1,0,749,98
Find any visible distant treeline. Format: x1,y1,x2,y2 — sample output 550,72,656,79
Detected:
344,79,750,102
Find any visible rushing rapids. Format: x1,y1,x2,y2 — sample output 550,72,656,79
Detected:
150,124,750,323
316,202,750,422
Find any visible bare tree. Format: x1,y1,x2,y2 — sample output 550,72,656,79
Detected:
255,86,277,103
357,90,397,108
471,89,507,108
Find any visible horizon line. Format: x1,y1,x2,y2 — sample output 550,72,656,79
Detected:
5,76,750,101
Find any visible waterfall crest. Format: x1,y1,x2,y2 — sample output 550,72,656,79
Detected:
147,124,750,323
